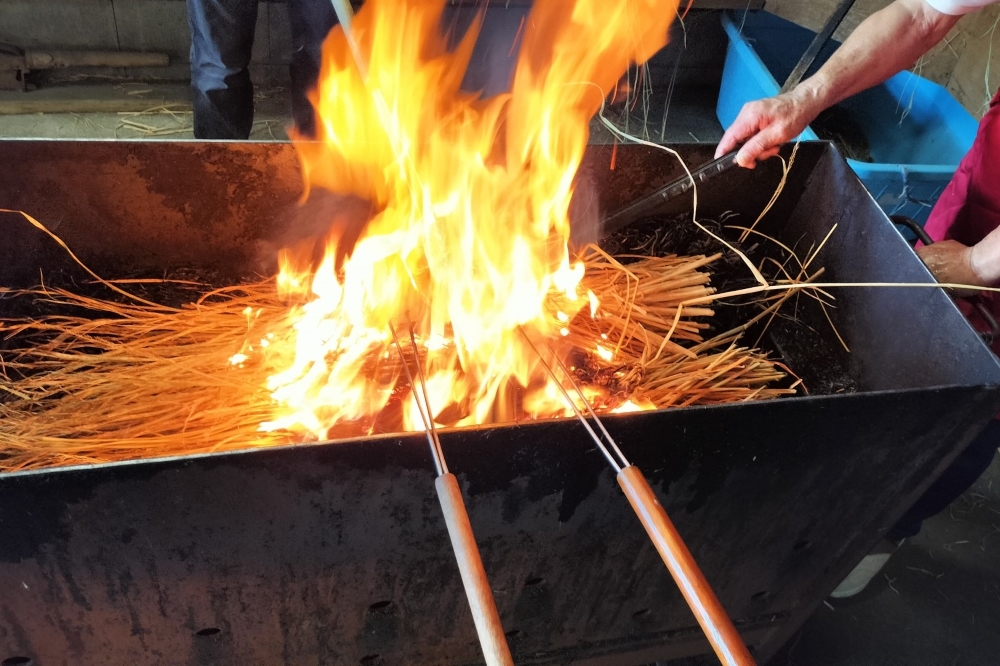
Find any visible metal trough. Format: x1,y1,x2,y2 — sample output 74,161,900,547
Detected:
0,140,998,665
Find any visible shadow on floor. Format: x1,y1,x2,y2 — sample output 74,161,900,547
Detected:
657,455,999,666
767,454,1000,666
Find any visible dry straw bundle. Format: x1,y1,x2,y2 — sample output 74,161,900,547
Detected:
0,283,293,472
0,233,793,472
569,247,794,410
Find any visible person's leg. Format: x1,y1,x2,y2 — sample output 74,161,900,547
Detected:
186,0,258,139
441,5,527,98
888,419,1000,540
286,0,338,138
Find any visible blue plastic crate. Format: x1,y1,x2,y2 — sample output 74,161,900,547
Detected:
717,11,979,223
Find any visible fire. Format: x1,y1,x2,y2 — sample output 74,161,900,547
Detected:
262,0,678,439
612,399,656,414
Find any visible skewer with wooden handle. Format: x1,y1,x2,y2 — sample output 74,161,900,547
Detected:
436,473,515,666
390,325,514,666
334,2,512,659
618,465,755,666
519,331,756,666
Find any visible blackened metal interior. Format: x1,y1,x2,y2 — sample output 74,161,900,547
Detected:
0,141,998,666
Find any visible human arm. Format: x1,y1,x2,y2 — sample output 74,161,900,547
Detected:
715,0,962,167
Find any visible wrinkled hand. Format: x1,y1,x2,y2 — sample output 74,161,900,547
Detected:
715,90,821,168
916,240,986,297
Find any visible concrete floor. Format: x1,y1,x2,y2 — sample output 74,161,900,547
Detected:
0,83,290,141
770,456,1000,666
2,82,998,666
0,83,726,144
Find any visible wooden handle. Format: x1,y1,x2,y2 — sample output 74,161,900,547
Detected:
436,473,515,666
617,466,756,666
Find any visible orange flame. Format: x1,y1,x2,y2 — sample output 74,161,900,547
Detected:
263,0,678,439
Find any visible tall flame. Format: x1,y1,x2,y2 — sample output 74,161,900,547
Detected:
263,0,677,439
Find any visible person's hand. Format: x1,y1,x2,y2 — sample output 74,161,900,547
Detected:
715,88,823,168
916,240,986,298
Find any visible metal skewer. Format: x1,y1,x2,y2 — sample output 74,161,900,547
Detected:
330,15,510,659
389,324,514,666
519,329,756,666
602,151,739,236
329,0,368,79
330,3,745,661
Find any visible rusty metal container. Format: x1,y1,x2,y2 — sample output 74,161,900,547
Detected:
0,140,997,665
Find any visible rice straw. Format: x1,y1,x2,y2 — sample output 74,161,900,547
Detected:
0,244,793,473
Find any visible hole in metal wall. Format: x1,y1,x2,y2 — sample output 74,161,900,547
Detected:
504,629,521,638
368,600,393,611
196,627,222,637
3,658,33,666
751,590,769,601
359,654,383,666
524,576,545,587
632,608,651,618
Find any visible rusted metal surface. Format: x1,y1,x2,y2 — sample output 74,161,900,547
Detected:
0,141,998,665
0,141,302,285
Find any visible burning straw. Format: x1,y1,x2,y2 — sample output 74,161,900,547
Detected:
0,246,792,473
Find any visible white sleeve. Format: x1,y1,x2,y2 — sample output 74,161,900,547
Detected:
923,0,997,15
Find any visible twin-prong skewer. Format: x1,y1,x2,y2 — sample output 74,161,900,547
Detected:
390,320,754,666
388,323,515,666
335,0,748,656
518,328,756,666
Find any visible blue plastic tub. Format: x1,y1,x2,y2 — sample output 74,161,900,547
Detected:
717,11,979,223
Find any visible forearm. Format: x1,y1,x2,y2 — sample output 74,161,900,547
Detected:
971,226,1000,286
714,0,962,166
793,0,960,111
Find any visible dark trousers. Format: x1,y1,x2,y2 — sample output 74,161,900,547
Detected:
889,420,1000,540
186,0,337,139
